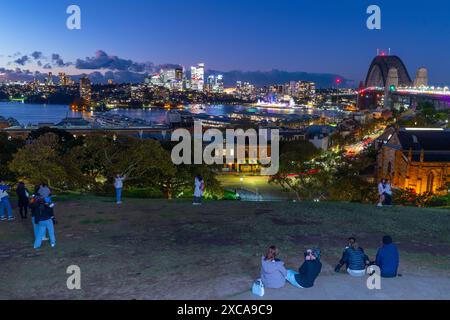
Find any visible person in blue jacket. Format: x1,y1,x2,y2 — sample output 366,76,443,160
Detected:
375,235,399,278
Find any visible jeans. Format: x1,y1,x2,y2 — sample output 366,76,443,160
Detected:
347,268,366,277
193,196,202,204
286,269,304,288
31,216,39,238
34,219,56,249
19,204,28,218
383,193,392,205
0,197,13,219
115,188,122,203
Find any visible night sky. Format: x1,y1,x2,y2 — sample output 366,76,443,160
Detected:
1,0,450,84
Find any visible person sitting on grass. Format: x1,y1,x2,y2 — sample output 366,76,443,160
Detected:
375,235,399,278
260,245,287,289
334,237,356,272
335,238,370,277
286,248,322,288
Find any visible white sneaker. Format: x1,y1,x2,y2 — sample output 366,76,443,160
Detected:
377,203,383,208
116,201,122,205
42,237,49,241
51,243,56,248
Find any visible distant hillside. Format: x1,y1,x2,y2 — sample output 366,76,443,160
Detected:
207,69,354,88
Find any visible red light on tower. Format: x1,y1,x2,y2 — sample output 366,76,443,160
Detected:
335,78,342,85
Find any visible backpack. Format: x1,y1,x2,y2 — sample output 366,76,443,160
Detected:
251,279,265,297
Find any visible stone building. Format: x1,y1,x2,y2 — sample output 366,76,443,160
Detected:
377,128,450,194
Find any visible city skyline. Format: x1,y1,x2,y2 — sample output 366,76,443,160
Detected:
1,0,450,85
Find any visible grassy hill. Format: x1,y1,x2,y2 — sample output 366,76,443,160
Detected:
0,198,449,299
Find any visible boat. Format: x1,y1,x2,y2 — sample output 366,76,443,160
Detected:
254,97,297,110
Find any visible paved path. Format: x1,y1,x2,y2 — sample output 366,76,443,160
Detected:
230,274,450,300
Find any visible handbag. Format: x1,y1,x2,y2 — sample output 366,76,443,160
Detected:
251,279,265,297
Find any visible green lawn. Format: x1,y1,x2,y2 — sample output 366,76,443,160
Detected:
0,198,449,299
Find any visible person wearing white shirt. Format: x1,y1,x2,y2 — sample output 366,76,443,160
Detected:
114,174,126,205
377,179,386,207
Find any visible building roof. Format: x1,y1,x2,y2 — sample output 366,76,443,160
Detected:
397,128,450,162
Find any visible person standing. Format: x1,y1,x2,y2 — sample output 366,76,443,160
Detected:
33,197,56,249
114,174,126,205
383,179,393,206
0,180,14,221
37,183,52,198
377,179,387,207
29,195,40,239
193,175,204,205
16,182,30,219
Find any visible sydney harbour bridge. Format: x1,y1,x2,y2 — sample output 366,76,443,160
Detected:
358,54,450,110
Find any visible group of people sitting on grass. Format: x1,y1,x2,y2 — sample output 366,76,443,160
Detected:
0,180,57,249
259,235,399,291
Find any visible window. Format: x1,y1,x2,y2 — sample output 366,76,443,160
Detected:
426,172,435,193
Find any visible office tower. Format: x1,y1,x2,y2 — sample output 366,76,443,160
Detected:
175,67,183,81
46,72,54,86
190,63,205,91
79,76,92,105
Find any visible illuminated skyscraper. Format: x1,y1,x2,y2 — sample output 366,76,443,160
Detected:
59,72,69,86
46,72,54,86
190,63,205,92
79,76,92,105
175,67,183,81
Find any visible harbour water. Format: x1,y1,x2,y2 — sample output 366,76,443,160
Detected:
0,102,344,126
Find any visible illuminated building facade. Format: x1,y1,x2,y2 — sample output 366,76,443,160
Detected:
79,76,92,106
377,128,450,194
190,63,205,92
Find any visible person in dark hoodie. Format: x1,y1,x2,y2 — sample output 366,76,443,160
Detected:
375,235,399,278
29,195,41,239
33,197,56,249
286,248,322,288
260,245,287,289
16,182,30,219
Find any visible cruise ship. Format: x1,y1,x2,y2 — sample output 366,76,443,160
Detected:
254,97,297,110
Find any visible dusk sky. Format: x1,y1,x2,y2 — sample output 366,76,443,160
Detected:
1,0,450,84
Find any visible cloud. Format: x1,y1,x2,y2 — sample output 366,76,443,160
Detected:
75,50,149,72
43,63,52,69
51,53,71,67
14,55,30,66
31,51,44,60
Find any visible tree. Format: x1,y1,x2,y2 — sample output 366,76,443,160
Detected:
9,133,84,191
0,133,25,182
70,133,175,192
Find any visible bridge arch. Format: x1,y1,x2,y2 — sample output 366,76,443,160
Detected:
365,55,412,88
